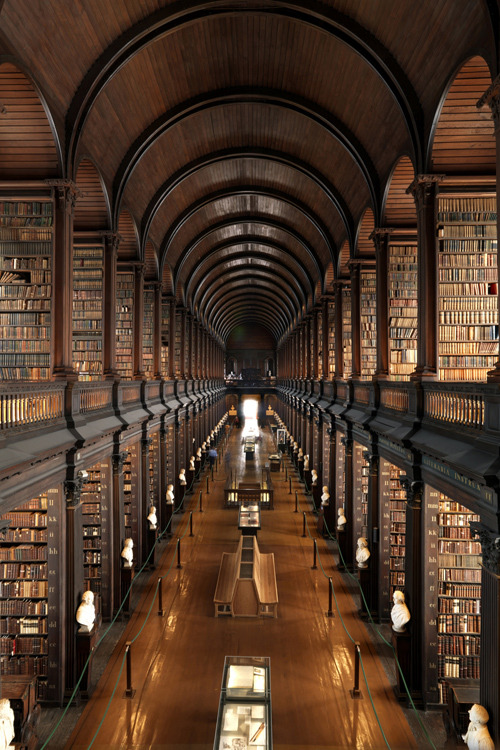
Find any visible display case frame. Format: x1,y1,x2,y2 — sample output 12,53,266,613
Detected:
214,656,272,750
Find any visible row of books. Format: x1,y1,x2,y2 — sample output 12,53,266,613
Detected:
437,635,480,655
0,581,48,597
439,311,498,325
0,563,47,580
438,655,480,679
0,201,53,216
0,655,48,674
437,614,480,633
0,341,50,352
439,268,497,281
439,252,496,266
0,546,46,561
0,618,47,635
0,600,48,616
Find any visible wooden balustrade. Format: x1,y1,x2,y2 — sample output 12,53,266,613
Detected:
78,384,113,414
0,384,64,430
121,383,141,404
423,386,484,430
380,385,410,413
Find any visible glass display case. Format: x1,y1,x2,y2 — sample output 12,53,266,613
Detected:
238,503,261,535
214,656,272,750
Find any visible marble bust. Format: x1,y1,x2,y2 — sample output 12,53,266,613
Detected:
462,704,495,750
311,469,318,486
179,469,186,485
196,447,202,459
337,507,346,530
391,590,411,633
298,448,303,460
147,504,157,530
76,590,96,632
189,455,195,471
356,537,370,568
166,484,174,504
321,486,330,507
303,454,309,470
121,537,134,568
0,698,15,750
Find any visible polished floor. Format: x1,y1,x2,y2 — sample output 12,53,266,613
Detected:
61,425,430,749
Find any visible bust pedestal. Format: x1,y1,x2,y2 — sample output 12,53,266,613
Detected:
146,527,157,569
121,566,134,615
312,484,321,513
76,616,101,698
164,502,173,536
391,629,411,702
357,565,371,618
336,526,348,570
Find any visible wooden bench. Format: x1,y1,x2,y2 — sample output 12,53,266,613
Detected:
213,551,239,616
213,536,278,618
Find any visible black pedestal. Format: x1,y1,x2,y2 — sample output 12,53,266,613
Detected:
121,566,134,614
76,618,101,698
146,527,157,568
391,629,411,702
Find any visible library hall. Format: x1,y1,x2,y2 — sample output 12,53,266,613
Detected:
2,1,500,748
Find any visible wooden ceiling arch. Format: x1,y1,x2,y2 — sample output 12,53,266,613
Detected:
207,287,292,334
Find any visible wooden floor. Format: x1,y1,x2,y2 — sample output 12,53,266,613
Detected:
65,426,419,750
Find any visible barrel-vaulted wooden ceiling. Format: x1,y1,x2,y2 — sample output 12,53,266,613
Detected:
0,0,498,345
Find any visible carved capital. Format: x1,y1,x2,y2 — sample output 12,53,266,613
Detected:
369,227,393,254
340,435,352,450
141,436,153,453
406,174,445,210
100,231,122,255
399,476,423,508
45,178,81,214
477,75,500,132
64,476,84,506
112,451,128,474
470,523,500,576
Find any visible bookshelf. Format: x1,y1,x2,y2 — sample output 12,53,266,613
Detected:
143,287,154,379
174,310,181,379
360,270,377,379
389,243,418,380
327,299,335,377
166,423,175,487
73,244,103,381
317,309,323,379
123,443,140,557
353,443,369,542
389,464,406,599
116,271,134,379
0,488,62,701
149,431,160,508
81,465,107,600
437,194,498,381
161,299,169,377
0,199,53,380
335,436,345,520
342,287,352,379
437,492,481,702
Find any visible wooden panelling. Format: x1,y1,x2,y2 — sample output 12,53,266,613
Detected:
384,156,416,226
0,63,59,178
117,209,139,259
74,158,109,231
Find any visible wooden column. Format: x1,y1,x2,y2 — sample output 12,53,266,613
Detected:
478,79,500,381
470,522,500,742
153,282,162,379
349,263,361,378
133,265,145,379
371,229,391,379
407,175,443,379
63,475,84,697
364,450,380,618
102,232,120,380
48,180,79,380
400,477,424,705
111,451,127,615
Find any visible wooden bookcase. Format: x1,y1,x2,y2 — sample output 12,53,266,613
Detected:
389,242,418,380
143,287,154,379
437,194,498,381
360,270,376,379
0,198,53,380
149,431,160,508
174,310,182,379
0,488,62,702
327,299,335,377
335,436,345,520
123,443,140,558
73,244,103,381
161,299,169,377
166,423,175,487
341,287,352,379
81,461,111,613
352,443,369,543
116,271,134,380
389,464,406,598
317,308,323,379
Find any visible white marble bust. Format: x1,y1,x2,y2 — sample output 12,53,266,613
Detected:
189,455,195,471
391,590,411,632
166,484,174,504
196,447,202,459
179,468,186,485
462,704,495,750
356,537,370,568
311,469,318,486
202,441,207,451
147,504,157,530
121,537,134,568
321,486,330,507
303,454,309,470
298,448,303,459
337,507,346,530
0,698,15,750
76,590,96,632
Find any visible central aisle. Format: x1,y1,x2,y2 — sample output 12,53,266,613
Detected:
66,425,418,749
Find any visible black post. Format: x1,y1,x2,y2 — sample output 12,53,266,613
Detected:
158,577,164,617
327,577,333,617
189,511,193,537
199,491,203,512
350,642,361,698
125,642,135,698
206,476,209,495
289,477,292,494
176,538,182,569
312,538,317,570
295,491,298,513
302,511,307,538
